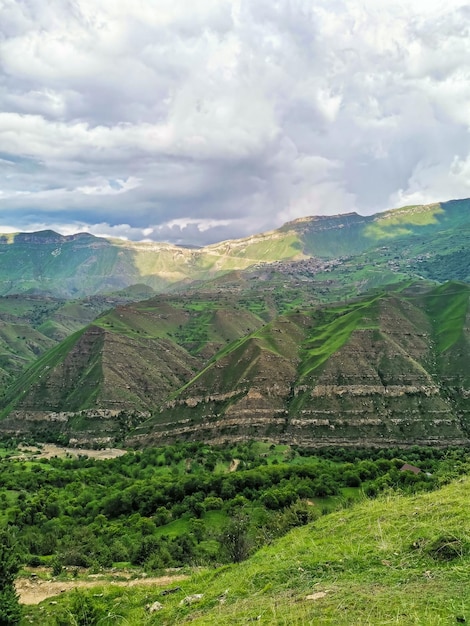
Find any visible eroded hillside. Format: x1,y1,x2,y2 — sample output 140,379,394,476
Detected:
3,282,470,448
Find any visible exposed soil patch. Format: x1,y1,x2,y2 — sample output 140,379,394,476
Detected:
17,444,127,461
229,458,240,472
17,574,188,605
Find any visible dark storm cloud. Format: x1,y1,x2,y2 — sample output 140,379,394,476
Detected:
1,0,470,244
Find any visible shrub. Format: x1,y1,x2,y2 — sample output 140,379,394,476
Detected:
0,529,21,626
220,512,252,563
0,587,22,626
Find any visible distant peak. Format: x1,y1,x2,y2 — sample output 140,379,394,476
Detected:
283,212,361,227
0,230,105,245
12,230,66,244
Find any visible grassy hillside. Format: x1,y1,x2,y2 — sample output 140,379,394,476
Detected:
3,280,470,448
138,281,470,447
0,292,275,440
0,289,159,386
22,473,470,625
141,476,470,625
2,198,470,299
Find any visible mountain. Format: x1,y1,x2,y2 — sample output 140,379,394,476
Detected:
1,198,470,298
2,197,470,445
135,281,470,448
3,280,470,448
0,292,273,443
0,287,157,387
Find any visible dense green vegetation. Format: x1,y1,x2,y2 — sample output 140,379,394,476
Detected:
1,200,470,623
2,442,470,624
0,528,21,625
1,441,468,575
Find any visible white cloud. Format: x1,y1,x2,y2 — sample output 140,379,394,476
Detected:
1,0,470,244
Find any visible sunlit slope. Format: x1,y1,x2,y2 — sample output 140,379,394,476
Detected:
117,476,470,625
287,199,470,257
1,198,470,297
0,231,187,296
3,281,470,447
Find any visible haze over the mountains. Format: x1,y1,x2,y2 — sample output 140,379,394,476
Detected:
2,1,470,245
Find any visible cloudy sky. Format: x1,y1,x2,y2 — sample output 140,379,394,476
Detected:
1,0,470,245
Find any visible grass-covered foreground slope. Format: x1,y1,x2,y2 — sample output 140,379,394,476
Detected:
25,475,470,625
2,198,470,299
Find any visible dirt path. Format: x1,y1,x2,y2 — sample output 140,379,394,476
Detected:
17,444,127,461
17,574,188,605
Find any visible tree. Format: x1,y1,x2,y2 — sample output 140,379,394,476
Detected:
0,529,21,626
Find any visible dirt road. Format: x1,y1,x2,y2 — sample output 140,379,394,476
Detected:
17,574,188,605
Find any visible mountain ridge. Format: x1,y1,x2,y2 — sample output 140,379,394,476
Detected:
1,197,470,446
0,197,468,298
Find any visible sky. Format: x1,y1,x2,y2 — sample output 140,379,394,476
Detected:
1,0,470,246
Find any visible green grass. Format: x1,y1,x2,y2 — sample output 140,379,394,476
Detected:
23,476,470,625
424,282,470,353
0,326,89,417
364,203,445,240
298,295,380,380
153,509,229,540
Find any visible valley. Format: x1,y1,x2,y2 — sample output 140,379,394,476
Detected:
1,198,470,624
1,199,470,448
2,281,470,450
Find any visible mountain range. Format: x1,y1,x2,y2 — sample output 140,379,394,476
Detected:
1,198,470,447
1,198,469,299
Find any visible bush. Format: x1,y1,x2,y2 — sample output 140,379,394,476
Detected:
0,529,21,626
51,557,63,577
56,590,101,626
220,512,251,563
0,587,21,626
27,555,42,568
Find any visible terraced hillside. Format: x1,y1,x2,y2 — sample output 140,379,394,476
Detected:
0,286,157,386
3,281,470,448
0,292,275,443
133,282,470,448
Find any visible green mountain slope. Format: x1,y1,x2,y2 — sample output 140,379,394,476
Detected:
1,198,470,298
137,281,470,447
0,293,273,442
4,281,470,448
0,288,158,387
